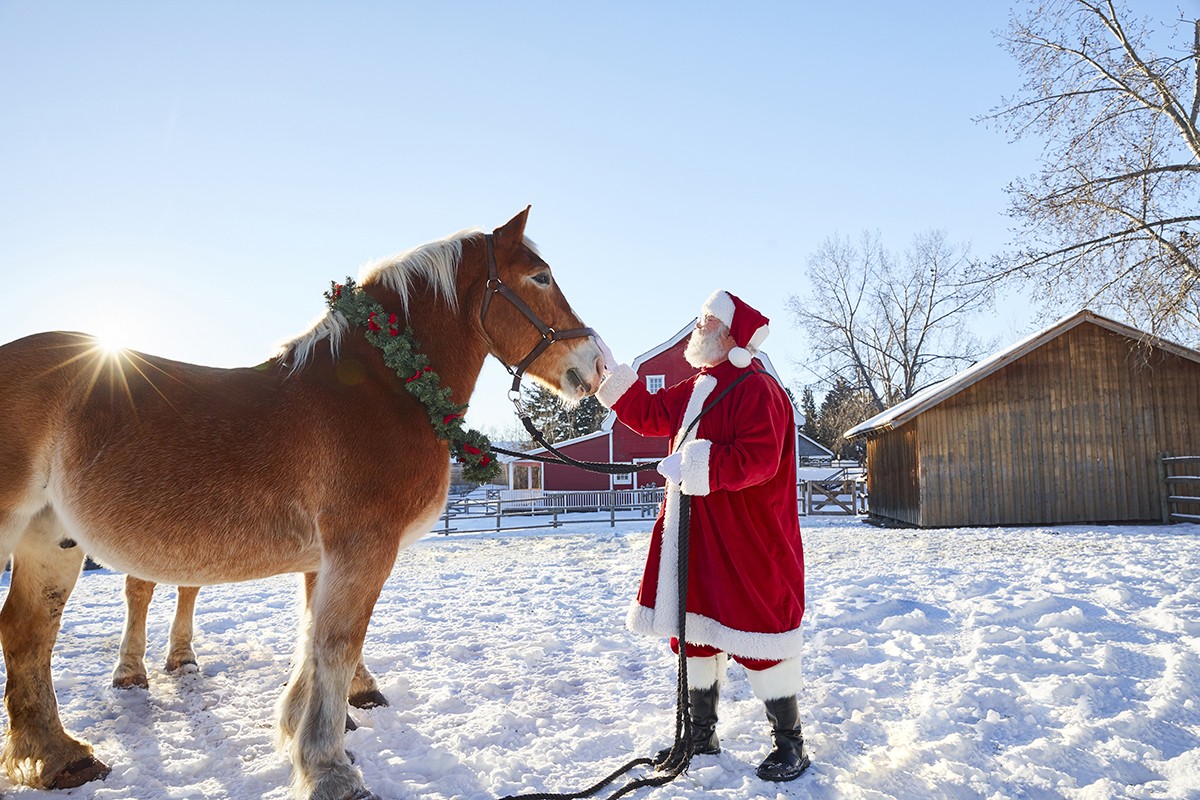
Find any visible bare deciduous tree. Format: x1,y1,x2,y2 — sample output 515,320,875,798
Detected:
788,230,994,415
983,0,1200,342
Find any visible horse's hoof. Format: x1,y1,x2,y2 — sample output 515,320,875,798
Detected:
345,714,357,732
348,689,389,709
49,756,111,789
112,673,149,690
165,657,198,673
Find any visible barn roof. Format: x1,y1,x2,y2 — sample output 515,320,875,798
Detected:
844,309,1200,439
521,429,608,458
598,318,801,432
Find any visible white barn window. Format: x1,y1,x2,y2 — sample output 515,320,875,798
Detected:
646,375,665,393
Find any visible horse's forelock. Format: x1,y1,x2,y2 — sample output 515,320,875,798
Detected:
276,228,483,371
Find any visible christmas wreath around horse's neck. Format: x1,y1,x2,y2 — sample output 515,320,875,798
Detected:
324,278,499,483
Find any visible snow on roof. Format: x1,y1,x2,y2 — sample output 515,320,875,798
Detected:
522,428,609,457
599,318,803,432
843,308,1200,440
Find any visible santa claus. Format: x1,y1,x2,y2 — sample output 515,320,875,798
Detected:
595,290,809,783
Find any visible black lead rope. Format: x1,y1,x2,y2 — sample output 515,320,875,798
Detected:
497,495,693,800
496,371,768,800
491,371,767,477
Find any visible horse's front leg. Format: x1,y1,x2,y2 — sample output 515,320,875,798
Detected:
280,556,391,800
165,586,200,672
1,508,110,789
112,576,156,688
304,571,388,710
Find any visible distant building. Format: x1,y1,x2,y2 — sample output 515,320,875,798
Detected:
508,320,832,493
845,309,1200,527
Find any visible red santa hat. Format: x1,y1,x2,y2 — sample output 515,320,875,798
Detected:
700,289,770,369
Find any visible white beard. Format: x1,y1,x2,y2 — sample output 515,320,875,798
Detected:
684,328,729,368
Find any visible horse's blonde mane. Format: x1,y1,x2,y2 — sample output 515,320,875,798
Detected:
278,228,481,369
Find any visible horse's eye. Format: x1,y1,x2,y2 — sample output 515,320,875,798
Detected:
532,272,552,287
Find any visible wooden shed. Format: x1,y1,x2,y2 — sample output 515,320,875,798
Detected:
844,310,1200,528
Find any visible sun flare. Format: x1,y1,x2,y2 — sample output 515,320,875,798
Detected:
92,332,128,357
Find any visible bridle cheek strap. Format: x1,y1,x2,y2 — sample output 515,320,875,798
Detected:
480,233,596,393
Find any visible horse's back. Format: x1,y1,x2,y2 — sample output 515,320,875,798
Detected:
0,331,325,581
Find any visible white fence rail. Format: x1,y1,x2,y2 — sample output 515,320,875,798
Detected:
436,488,665,535
438,479,867,536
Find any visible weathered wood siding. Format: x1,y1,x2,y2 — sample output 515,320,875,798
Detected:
870,322,1200,527
864,422,920,525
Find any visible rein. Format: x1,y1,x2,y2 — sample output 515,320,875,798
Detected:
494,370,766,476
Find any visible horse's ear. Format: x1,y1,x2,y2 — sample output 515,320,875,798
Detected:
494,206,531,248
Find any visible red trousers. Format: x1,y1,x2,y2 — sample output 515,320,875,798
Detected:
670,638,781,671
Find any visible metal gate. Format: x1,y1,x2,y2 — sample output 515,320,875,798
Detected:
1160,455,1200,524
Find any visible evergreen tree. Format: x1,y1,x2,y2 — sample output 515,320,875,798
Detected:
519,384,607,444
800,386,819,441
814,377,873,461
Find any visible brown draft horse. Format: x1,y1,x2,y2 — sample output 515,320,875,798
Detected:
112,576,389,709
0,208,604,800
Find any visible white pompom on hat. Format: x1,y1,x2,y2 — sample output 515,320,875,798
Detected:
700,290,770,369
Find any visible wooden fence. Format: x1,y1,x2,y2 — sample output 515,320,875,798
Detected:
1160,455,1200,524
801,479,868,516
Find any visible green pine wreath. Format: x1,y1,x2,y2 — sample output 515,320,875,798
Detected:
324,279,500,484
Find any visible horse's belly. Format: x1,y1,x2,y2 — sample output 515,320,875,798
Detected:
50,491,322,584
81,532,322,585
76,525,321,585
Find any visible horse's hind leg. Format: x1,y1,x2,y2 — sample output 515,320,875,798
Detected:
0,507,110,789
166,586,200,672
112,576,155,688
304,571,387,709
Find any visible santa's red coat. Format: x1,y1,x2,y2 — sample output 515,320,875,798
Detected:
597,358,805,661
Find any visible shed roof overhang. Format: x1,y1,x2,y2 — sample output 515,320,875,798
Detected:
843,308,1200,440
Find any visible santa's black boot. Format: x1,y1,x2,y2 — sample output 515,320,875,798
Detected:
756,695,810,782
655,684,721,765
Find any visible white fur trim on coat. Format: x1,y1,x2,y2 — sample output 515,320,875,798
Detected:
627,604,806,662
596,364,638,408
686,653,728,690
624,371,804,663
678,438,711,497
701,290,735,328
630,374,716,642
745,656,805,700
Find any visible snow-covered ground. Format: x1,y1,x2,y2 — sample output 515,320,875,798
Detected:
1,515,1198,799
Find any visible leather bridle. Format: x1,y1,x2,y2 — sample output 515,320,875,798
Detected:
479,232,596,398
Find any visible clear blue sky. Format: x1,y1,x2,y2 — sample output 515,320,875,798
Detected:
1,2,1063,432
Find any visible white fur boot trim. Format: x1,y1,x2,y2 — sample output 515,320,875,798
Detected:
686,653,728,690
745,656,804,701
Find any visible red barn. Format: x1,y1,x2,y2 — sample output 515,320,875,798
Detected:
508,321,832,492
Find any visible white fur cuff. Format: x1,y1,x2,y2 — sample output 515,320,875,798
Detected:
678,438,712,496
596,364,638,408
745,656,805,700
686,653,729,690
